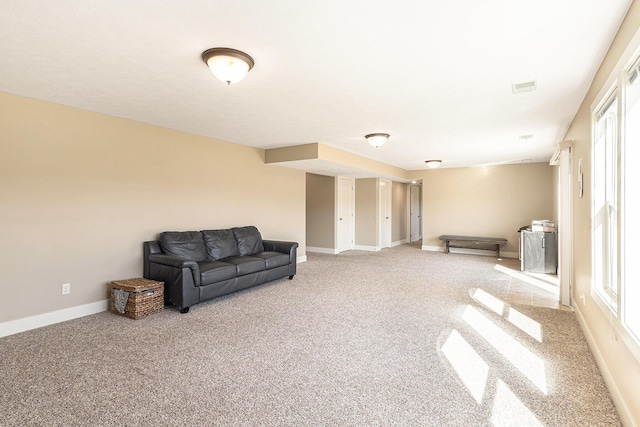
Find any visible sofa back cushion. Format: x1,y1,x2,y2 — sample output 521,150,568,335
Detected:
231,226,264,256
201,229,240,260
159,231,207,262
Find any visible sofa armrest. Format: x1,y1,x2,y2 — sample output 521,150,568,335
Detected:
263,240,298,255
263,240,298,266
149,254,201,285
263,240,298,278
149,253,197,269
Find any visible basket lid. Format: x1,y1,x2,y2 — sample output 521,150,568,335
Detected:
111,278,163,292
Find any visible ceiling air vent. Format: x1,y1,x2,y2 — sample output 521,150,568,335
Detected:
512,81,537,94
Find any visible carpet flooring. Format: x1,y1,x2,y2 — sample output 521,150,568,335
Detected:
0,245,620,426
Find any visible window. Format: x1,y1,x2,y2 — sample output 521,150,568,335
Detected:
592,52,640,352
623,56,640,341
593,91,618,309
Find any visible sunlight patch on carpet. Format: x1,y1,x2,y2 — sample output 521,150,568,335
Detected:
471,288,505,316
441,329,489,404
472,288,543,343
490,379,544,427
493,264,558,295
462,305,548,394
507,307,542,342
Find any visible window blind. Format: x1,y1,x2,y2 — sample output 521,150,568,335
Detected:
629,55,640,85
597,93,617,120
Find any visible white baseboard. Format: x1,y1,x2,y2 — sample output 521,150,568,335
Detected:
306,246,339,254
421,245,517,259
296,255,307,263
354,245,381,252
573,303,638,427
355,242,408,251
0,299,110,338
309,243,410,253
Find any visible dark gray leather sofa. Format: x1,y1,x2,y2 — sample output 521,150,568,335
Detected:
143,226,298,313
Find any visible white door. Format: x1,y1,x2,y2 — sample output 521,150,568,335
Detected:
410,185,422,242
338,177,355,252
380,180,392,249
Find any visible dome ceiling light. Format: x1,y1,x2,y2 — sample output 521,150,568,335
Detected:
425,160,442,169
202,47,254,85
365,133,390,148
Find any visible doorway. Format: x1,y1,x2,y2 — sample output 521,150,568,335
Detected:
410,184,422,243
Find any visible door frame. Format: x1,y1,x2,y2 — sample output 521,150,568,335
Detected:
558,145,573,306
551,140,573,307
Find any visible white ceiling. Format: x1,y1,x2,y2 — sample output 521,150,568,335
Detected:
0,0,632,173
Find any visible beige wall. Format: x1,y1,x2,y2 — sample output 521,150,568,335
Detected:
416,163,554,256
355,178,378,247
0,92,306,323
561,2,640,424
306,173,335,249
392,181,408,243
266,143,409,181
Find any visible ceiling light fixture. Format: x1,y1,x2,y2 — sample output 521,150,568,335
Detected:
202,47,254,85
365,133,390,148
425,160,442,169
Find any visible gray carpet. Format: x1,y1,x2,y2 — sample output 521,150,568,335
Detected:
0,245,620,426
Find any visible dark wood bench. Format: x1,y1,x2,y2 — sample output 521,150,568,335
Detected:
439,235,508,258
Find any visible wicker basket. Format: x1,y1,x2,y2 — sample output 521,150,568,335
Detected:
110,278,164,319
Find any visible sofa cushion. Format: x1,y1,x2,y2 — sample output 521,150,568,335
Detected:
231,226,264,256
201,229,240,261
159,231,207,262
223,256,266,276
199,261,237,286
253,251,290,269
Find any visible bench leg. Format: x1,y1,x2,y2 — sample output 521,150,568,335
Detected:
444,240,450,254
496,245,501,259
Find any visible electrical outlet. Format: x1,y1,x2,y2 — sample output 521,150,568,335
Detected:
62,283,71,295
579,293,586,305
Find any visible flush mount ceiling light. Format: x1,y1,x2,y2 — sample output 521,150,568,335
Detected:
365,133,390,148
425,160,442,169
202,47,254,85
